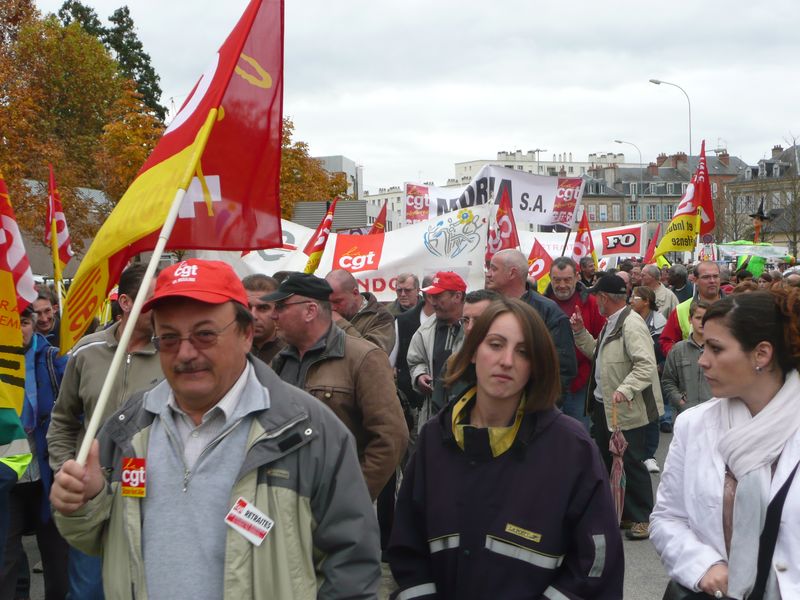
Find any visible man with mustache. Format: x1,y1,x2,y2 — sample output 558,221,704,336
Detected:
50,259,381,599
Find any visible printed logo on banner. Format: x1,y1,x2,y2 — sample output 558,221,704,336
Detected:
553,179,583,225
405,183,430,224
332,234,385,273
424,209,485,258
601,225,642,255
571,231,593,260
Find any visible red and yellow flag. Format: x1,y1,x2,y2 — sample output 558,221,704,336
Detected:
0,175,37,313
368,200,388,235
653,140,712,260
486,185,520,264
527,238,553,294
570,211,598,268
60,0,284,351
303,198,338,274
45,164,74,272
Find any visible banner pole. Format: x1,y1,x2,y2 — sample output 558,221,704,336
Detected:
75,109,218,466
50,219,64,316
560,228,572,257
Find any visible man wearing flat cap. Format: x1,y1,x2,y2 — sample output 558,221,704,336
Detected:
50,260,381,599
267,272,408,500
570,273,664,542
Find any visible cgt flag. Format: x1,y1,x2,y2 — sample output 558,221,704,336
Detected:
303,198,338,274
653,140,712,260
44,164,74,272
570,211,598,268
486,185,520,264
0,175,37,312
368,200,388,235
527,238,553,294
60,0,284,351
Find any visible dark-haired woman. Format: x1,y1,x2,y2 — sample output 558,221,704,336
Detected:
652,289,800,599
387,298,623,599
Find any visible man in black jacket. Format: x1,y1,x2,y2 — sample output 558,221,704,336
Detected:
486,249,577,395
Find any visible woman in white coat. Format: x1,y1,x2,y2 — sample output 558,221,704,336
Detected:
651,288,800,599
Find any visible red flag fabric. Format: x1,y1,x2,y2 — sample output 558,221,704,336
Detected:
61,0,284,351
696,141,715,235
644,223,661,264
570,211,598,267
303,198,338,273
44,165,74,270
486,186,520,263
0,175,37,312
368,200,388,235
527,238,553,294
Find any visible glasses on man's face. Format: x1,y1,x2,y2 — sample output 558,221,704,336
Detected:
274,300,314,313
396,287,418,295
152,319,237,353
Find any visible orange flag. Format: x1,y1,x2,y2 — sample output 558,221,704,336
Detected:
0,175,37,312
303,199,338,274
527,238,553,294
570,211,598,268
486,185,520,263
368,200,388,234
60,0,284,351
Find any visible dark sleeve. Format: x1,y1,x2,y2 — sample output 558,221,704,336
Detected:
550,311,578,393
540,439,624,599
387,429,439,599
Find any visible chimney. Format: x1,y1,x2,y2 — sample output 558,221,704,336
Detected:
656,153,668,167
719,151,730,167
647,163,659,176
772,145,784,159
675,152,688,166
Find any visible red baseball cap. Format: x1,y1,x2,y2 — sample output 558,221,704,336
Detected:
422,271,467,295
142,259,249,311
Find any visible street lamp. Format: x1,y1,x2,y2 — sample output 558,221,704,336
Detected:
615,140,643,225
649,78,692,157
532,148,547,174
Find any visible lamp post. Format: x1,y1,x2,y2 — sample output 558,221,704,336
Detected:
615,140,643,225
649,78,692,157
532,148,547,175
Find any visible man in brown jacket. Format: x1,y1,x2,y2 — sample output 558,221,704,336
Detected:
325,269,396,355
267,273,408,499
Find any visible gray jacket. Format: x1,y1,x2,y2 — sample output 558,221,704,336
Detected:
53,357,381,599
661,336,712,412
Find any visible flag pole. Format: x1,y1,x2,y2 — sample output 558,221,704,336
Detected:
50,218,64,316
560,228,572,257
76,109,218,466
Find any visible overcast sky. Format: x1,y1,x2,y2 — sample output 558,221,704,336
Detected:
35,0,800,192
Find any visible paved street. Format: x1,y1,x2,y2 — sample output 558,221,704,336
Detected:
22,432,674,599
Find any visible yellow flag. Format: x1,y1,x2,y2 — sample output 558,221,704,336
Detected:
0,270,24,414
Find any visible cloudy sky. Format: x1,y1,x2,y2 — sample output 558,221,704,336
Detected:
36,0,800,192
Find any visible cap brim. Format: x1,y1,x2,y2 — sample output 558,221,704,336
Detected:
260,290,295,303
142,289,241,312
421,285,445,295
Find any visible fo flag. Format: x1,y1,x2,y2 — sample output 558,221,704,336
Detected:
0,175,37,312
44,165,74,271
368,200,388,234
570,211,598,268
60,0,284,351
527,238,553,294
303,199,338,274
486,186,520,263
653,141,712,260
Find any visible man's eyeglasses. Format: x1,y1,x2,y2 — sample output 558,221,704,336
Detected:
274,300,314,313
396,287,418,295
152,319,237,353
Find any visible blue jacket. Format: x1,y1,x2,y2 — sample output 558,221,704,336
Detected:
22,333,67,520
388,400,624,599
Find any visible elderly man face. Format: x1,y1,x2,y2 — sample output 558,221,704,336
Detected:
630,266,642,286
550,264,578,301
641,267,659,287
326,276,362,320
394,277,419,309
486,256,514,294
153,299,252,412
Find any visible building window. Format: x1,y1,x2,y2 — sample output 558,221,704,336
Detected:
587,205,597,221
580,167,586,175
712,182,718,195
568,166,574,173
646,204,660,221
663,204,674,220
517,165,524,170
627,204,640,221
599,204,608,222
611,204,621,222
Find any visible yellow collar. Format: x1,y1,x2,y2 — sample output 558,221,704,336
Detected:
452,387,526,458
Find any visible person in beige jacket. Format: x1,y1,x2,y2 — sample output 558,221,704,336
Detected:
570,274,664,541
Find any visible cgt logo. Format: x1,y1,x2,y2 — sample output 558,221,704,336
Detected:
332,233,385,274
601,226,642,255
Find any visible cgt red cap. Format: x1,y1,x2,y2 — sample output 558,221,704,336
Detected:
422,271,467,295
142,259,249,311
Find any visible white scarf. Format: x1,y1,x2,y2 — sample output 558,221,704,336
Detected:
717,370,800,599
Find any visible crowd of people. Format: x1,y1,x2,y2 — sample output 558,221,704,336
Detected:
2,251,800,599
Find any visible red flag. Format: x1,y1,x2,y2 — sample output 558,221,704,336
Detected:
644,223,661,264
486,186,520,263
0,175,37,312
61,0,284,351
303,198,338,273
368,200,388,235
570,211,598,267
44,165,74,270
696,141,715,235
527,238,553,294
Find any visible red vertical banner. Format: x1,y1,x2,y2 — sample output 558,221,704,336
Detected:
570,211,597,267
486,186,520,263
